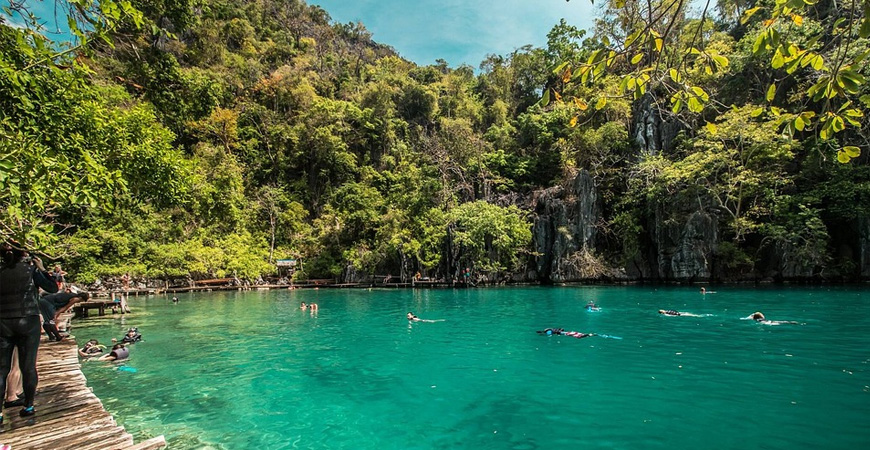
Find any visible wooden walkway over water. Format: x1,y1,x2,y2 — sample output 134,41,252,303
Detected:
0,335,165,450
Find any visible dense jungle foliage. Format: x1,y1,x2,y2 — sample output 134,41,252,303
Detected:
1,0,868,284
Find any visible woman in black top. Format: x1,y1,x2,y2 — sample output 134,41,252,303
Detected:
0,242,58,422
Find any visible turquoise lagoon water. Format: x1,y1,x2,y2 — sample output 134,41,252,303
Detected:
75,286,870,449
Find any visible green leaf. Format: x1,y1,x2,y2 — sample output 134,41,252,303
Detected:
844,146,861,158
838,69,865,94
741,7,762,25
705,122,718,135
539,89,551,107
861,18,870,39
860,94,870,107
820,121,832,140
753,33,767,54
771,49,785,69
831,116,845,133
785,57,802,74
672,99,683,114
794,116,805,131
853,49,870,65
766,83,776,102
595,97,607,110
631,53,643,64
687,97,703,113
552,61,569,76
837,151,851,163
750,107,765,118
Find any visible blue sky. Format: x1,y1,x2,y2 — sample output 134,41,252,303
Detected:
4,0,598,67
311,0,597,68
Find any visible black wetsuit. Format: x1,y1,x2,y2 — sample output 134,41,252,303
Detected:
121,334,141,344
1,259,58,414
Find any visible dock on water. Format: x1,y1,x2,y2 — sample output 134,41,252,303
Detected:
0,335,166,450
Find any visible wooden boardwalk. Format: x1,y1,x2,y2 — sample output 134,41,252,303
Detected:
0,335,165,450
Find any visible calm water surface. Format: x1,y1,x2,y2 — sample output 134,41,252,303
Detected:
76,286,870,449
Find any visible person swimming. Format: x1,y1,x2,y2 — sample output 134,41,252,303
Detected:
659,309,706,317
536,328,595,339
78,339,104,357
116,328,142,344
407,312,441,323
747,311,799,325
99,344,129,361
585,301,600,311
536,327,564,335
300,302,307,310
172,296,179,303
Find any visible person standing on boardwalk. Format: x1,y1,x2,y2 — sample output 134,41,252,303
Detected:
0,242,59,423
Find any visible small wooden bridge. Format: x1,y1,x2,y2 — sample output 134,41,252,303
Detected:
0,335,165,449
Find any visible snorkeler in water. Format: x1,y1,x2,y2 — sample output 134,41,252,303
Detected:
536,328,595,339
112,328,142,344
78,339,104,358
98,344,129,361
746,311,799,325
585,301,600,311
407,312,442,323
658,309,706,317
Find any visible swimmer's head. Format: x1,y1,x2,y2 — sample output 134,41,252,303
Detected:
658,310,665,314
751,312,765,321
546,330,553,335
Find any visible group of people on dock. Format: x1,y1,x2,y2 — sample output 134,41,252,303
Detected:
0,242,86,423
0,240,143,424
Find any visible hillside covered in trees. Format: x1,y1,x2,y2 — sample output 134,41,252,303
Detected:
1,0,869,284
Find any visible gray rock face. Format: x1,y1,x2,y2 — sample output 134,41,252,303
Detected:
769,241,816,279
649,206,718,281
632,94,684,154
860,217,870,279
532,170,601,282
